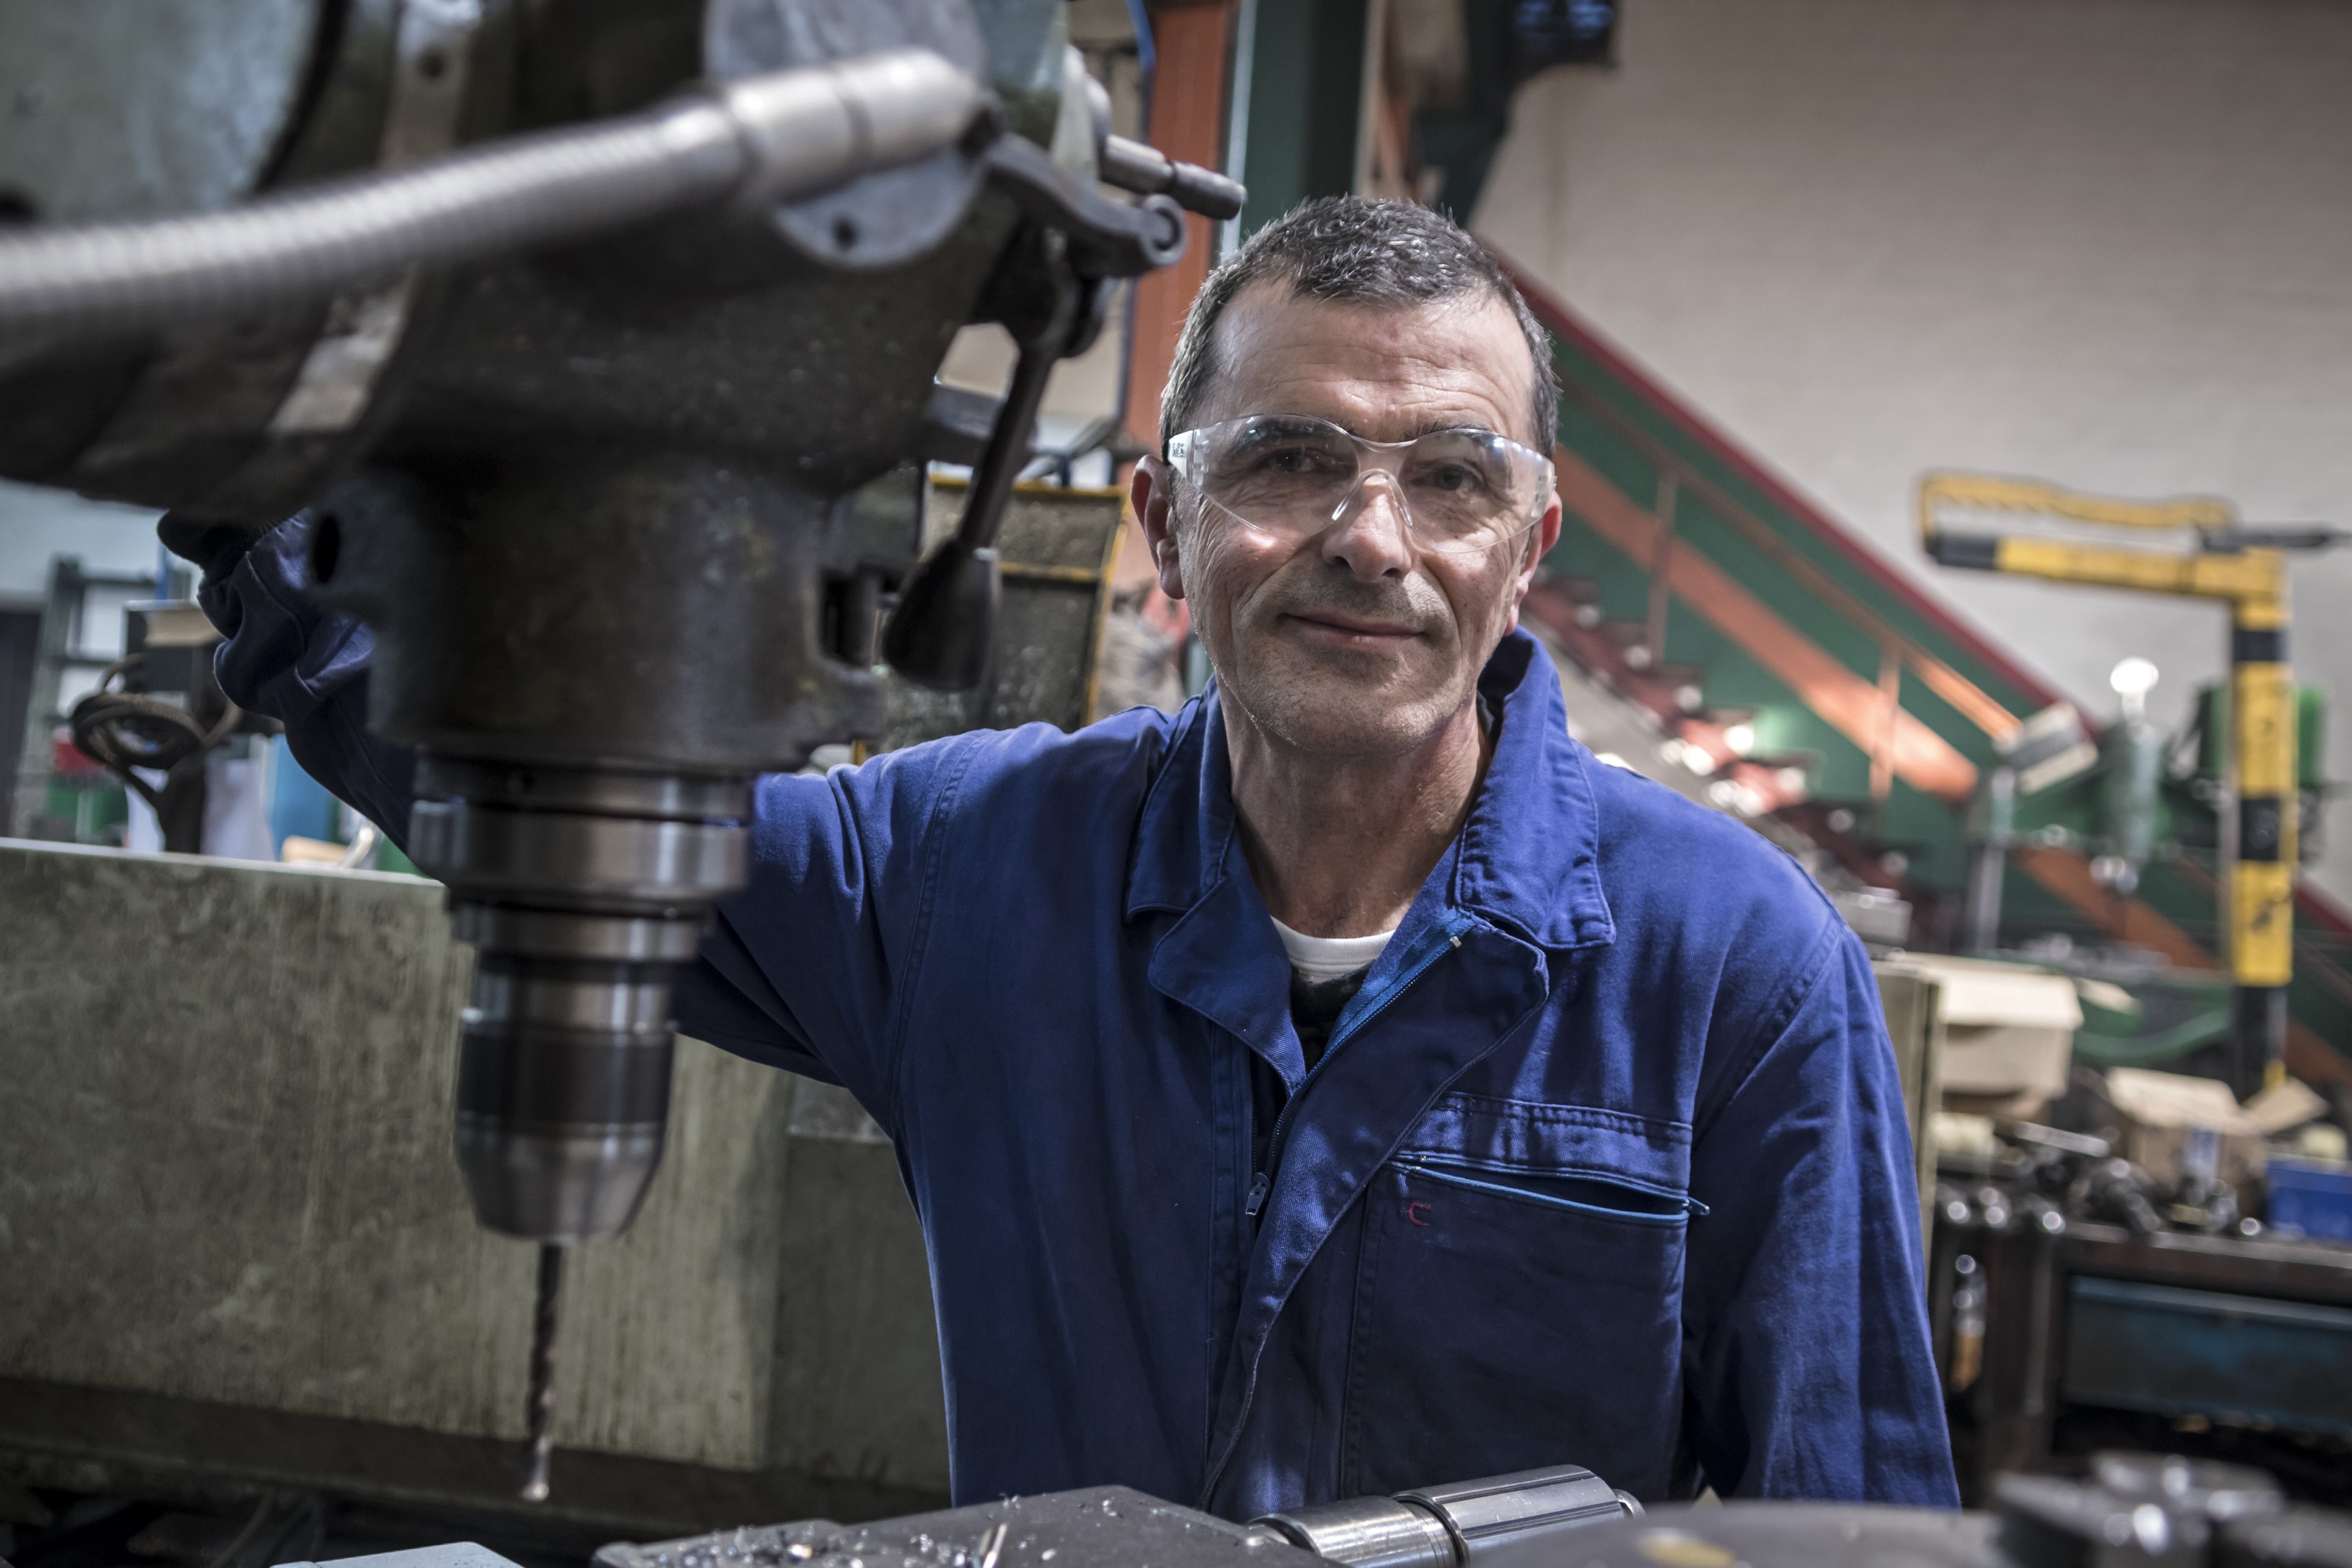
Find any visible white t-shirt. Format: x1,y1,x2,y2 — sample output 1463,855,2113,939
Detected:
1270,916,1396,982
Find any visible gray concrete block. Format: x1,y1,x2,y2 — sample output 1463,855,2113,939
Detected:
0,839,946,1488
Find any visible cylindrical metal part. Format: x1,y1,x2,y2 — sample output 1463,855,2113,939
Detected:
1097,133,1246,221
1095,136,1169,195
452,957,677,1241
410,802,748,907
1400,1466,1642,1560
720,49,984,207
452,905,710,965
1252,1498,1455,1568
1256,1467,1639,1568
412,760,752,1243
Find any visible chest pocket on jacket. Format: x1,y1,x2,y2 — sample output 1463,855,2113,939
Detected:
1340,1105,1698,1500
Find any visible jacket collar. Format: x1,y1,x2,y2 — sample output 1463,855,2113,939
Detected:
1123,628,1615,951
1125,684,1237,918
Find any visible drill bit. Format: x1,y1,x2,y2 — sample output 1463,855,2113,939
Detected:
521,1242,564,1503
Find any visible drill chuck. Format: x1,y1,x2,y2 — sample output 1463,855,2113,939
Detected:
414,758,750,1243
453,957,676,1241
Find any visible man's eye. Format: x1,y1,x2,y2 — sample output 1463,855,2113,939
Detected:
1255,445,1332,473
1420,462,1488,494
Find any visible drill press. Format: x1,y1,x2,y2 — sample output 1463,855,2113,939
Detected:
0,0,1238,1499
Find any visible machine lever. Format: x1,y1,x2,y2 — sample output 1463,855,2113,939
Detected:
884,245,1093,691
881,118,1235,691
1097,134,1246,221
920,381,1023,470
885,215,1122,693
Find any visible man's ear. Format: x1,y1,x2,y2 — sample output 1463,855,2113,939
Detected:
1132,457,1187,601
1502,487,1563,634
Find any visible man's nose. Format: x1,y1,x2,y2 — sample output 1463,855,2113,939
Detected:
1321,469,1415,579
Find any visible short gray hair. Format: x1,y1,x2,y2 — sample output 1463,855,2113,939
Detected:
1157,197,1558,451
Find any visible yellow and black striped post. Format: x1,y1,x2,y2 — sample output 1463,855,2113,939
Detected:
2228,576,2296,1095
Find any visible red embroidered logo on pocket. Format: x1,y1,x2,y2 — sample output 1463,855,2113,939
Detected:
1406,1199,1433,1227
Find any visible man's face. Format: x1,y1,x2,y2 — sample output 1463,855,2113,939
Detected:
1135,282,1562,758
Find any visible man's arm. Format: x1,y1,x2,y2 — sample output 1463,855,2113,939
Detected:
1679,918,1959,1505
673,743,968,1124
164,512,938,1120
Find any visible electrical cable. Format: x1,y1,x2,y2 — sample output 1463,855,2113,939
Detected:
68,656,245,817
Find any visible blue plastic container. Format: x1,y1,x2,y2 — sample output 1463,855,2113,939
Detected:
2267,1156,2352,1243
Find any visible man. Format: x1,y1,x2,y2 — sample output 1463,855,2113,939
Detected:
178,198,1956,1513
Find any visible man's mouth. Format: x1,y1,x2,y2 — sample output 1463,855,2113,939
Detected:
1279,610,1423,646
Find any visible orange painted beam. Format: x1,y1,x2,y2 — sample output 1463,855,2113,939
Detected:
1555,448,1980,803
2013,846,2350,1087
1121,1,1235,453
2013,847,2224,974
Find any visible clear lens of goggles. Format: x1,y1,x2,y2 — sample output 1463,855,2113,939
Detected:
1165,414,1553,553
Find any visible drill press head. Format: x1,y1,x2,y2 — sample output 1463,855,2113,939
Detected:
0,0,1235,1502
0,0,1221,1260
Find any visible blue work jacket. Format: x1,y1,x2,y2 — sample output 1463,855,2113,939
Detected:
185,516,1957,1516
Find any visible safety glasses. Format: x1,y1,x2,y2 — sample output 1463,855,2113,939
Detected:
1163,414,1553,555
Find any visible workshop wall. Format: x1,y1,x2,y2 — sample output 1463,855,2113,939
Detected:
1474,0,2352,909
0,480,164,597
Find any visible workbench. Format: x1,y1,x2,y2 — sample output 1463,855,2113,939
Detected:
1938,1205,2352,1504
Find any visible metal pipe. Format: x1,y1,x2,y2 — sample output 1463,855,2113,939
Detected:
1252,1498,1454,1568
0,48,982,343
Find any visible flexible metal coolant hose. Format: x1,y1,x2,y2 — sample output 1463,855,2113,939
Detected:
0,48,982,343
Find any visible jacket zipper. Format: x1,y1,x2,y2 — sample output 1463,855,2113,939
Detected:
1205,913,1473,1508
1400,1154,1707,1223
1246,916,1468,1223
1243,1085,1268,1218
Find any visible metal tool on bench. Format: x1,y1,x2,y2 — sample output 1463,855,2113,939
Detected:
263,1454,2352,1568
1252,1465,1641,1568
583,1466,1638,1568
0,0,1241,1502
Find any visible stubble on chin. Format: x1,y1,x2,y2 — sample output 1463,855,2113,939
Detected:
1224,607,1469,755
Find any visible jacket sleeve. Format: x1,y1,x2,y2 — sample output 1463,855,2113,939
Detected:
1679,917,1959,1505
681,741,968,1129
167,510,948,1124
